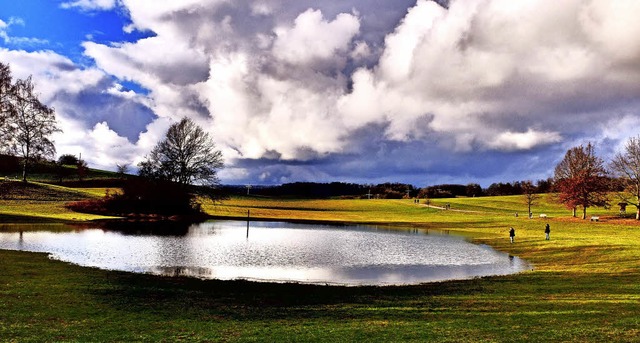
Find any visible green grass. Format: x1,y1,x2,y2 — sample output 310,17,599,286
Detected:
2,188,640,341
2,247,639,342
0,181,118,222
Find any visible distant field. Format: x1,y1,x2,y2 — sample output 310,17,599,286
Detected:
205,195,640,274
206,193,628,219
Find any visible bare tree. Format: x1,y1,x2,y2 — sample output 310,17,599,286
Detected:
0,63,12,144
521,180,540,218
1,76,60,182
138,117,223,187
610,136,640,220
554,143,610,219
116,163,129,179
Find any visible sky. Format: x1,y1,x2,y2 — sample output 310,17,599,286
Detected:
2,0,640,187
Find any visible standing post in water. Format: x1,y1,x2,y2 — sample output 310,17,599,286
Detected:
246,210,250,238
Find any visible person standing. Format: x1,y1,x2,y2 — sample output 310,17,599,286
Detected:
509,227,515,243
545,223,550,240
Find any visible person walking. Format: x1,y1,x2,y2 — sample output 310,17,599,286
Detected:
545,223,550,240
509,227,515,243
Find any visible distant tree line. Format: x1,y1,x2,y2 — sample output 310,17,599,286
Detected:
417,184,483,198
246,182,368,198
224,182,421,199
227,180,546,199
484,179,554,196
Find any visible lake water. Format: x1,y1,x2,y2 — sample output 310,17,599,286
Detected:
0,221,530,286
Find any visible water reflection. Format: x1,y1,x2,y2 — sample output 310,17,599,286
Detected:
0,221,530,286
91,220,193,236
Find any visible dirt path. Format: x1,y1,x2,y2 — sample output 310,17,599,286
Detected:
394,199,488,214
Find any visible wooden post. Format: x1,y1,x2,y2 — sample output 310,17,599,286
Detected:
246,210,250,238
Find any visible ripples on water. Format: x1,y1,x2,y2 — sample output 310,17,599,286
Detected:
0,221,530,286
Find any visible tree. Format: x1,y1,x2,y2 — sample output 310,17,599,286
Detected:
610,136,640,220
465,183,483,197
536,178,554,193
486,182,519,196
554,143,610,219
116,163,129,179
139,117,223,187
0,63,13,145
58,154,79,165
1,75,60,182
521,180,540,218
77,159,88,181
91,117,227,217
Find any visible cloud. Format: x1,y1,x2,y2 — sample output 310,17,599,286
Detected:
0,17,48,47
54,120,139,170
488,129,562,152
272,9,360,68
0,48,158,170
75,0,640,184
60,0,119,11
339,0,640,152
6,0,640,185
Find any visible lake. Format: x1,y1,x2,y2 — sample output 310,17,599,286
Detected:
0,221,530,286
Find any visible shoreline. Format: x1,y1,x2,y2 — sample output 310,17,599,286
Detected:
0,218,534,287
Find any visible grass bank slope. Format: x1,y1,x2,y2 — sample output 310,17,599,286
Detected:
0,181,117,222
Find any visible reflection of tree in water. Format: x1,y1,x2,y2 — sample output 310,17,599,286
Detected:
76,220,199,237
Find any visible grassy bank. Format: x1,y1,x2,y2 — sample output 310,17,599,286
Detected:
0,181,116,222
1,187,640,341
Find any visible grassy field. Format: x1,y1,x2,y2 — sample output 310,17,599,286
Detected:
0,181,118,222
1,184,640,341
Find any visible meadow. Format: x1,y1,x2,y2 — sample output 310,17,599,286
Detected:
1,183,639,341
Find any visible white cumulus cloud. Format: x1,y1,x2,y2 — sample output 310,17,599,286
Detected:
7,0,640,185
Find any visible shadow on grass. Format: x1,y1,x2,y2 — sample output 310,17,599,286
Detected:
89,267,490,321
87,268,640,328
0,213,74,224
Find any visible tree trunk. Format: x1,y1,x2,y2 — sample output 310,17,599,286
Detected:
572,207,576,218
582,206,587,220
22,143,29,182
636,206,639,220
22,159,27,182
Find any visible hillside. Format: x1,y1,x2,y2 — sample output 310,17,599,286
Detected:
0,181,95,201
0,154,120,184
0,181,116,223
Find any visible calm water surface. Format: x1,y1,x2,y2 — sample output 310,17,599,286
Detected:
0,221,530,286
